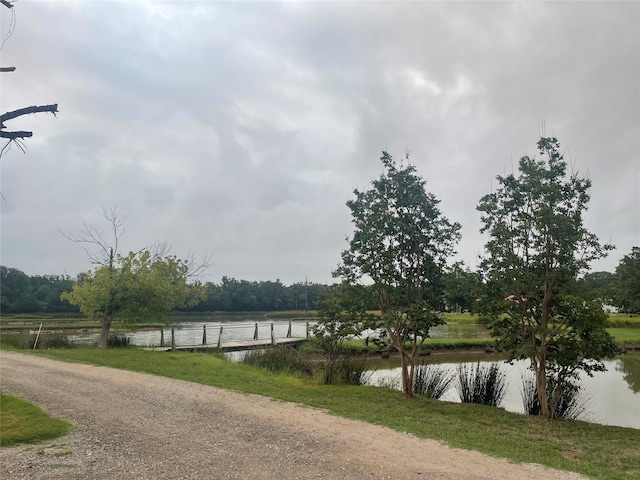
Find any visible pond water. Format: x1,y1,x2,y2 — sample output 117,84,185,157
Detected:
69,314,310,346
366,354,640,429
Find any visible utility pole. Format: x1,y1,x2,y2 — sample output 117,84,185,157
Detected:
305,277,308,318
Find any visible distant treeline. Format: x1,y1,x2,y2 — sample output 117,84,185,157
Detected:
0,266,333,315
187,277,332,312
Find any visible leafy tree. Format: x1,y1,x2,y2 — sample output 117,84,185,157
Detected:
614,247,640,313
312,284,370,384
62,250,204,348
336,151,460,397
477,136,619,419
580,271,616,304
442,262,482,313
0,266,76,314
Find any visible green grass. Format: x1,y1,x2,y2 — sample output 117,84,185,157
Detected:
442,312,485,323
608,328,640,343
0,391,73,447
608,314,640,328
28,347,640,480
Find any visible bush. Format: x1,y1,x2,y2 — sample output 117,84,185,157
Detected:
243,347,316,377
107,334,131,348
0,333,76,349
330,354,372,386
413,363,455,399
456,362,508,407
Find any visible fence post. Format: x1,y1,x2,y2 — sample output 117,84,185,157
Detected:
253,322,258,340
33,322,43,350
217,326,224,349
160,328,165,348
202,325,207,345
287,321,292,338
171,328,176,351
270,323,275,345
306,321,309,339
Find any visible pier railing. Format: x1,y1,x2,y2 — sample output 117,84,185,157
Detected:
157,321,311,351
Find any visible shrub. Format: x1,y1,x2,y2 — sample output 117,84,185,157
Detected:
107,334,131,348
456,362,508,407
331,354,372,386
243,347,315,377
0,333,76,349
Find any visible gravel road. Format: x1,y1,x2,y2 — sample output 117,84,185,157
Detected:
0,351,586,479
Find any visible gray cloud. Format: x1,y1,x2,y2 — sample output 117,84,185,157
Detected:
1,1,637,284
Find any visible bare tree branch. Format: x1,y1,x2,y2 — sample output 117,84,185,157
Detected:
0,67,16,72
1,0,13,10
185,252,214,280
0,104,58,144
1,130,32,139
1,104,58,124
59,206,127,267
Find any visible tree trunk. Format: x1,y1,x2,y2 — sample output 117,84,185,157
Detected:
98,316,111,349
534,357,551,418
400,352,413,396
390,329,414,397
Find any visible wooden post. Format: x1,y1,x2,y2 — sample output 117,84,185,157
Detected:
306,321,309,339
270,323,275,345
33,322,43,349
253,322,258,340
171,328,176,351
202,325,207,345
160,328,165,347
287,321,292,338
217,326,224,349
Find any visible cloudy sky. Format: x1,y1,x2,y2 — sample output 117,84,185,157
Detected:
1,0,638,285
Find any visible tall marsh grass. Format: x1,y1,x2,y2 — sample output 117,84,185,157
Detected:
413,364,455,399
521,375,589,420
456,362,508,407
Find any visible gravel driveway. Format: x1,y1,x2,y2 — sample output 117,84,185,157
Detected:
0,351,586,479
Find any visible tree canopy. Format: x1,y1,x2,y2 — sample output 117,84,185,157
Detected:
61,250,204,348
336,151,460,396
477,136,619,418
614,247,640,313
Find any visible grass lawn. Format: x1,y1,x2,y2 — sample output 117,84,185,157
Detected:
0,391,73,447
608,328,640,343
23,346,640,480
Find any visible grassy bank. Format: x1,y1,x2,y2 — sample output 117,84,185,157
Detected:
0,391,73,447
21,347,640,480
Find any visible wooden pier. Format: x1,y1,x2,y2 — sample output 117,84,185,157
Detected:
146,337,306,352
144,321,310,352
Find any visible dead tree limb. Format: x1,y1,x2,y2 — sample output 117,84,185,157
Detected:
1,0,13,10
0,67,16,72
0,104,58,140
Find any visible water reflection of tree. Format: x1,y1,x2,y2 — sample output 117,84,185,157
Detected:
616,355,640,393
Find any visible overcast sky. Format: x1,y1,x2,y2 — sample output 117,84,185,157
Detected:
1,0,638,285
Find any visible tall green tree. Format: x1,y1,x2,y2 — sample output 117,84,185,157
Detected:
477,137,619,419
614,247,640,313
580,271,616,303
312,284,370,385
336,151,460,397
62,250,204,348
443,262,482,313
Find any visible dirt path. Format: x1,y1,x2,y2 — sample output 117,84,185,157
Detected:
0,351,585,480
